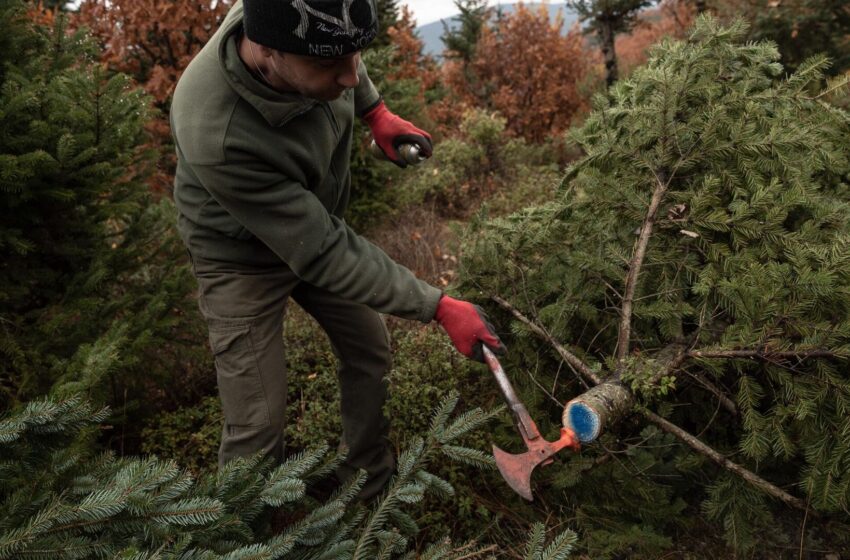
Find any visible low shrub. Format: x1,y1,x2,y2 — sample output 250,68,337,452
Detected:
400,109,562,217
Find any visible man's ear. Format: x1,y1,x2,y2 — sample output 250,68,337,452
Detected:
257,44,274,58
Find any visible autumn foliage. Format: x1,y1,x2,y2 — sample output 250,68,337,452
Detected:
385,6,438,88
25,1,54,26
434,5,593,144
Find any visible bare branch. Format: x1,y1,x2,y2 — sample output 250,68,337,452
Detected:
689,350,847,360
453,544,500,560
492,295,601,385
616,169,670,364
683,370,738,416
642,410,811,513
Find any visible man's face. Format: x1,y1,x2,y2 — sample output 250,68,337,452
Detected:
268,50,361,102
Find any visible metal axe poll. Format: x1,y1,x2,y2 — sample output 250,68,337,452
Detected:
482,346,580,501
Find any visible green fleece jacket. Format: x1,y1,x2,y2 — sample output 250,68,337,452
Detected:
170,1,441,323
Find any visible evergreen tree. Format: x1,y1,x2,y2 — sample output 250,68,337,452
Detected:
570,0,653,87
441,0,492,63
71,0,234,193
434,0,493,125
0,390,578,558
459,15,850,554
0,1,202,423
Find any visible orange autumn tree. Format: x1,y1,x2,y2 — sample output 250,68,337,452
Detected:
616,0,695,76
386,5,438,87
429,58,478,135
72,0,233,193
437,4,593,144
26,1,56,26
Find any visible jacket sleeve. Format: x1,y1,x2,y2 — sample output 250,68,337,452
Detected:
189,158,442,323
354,59,382,117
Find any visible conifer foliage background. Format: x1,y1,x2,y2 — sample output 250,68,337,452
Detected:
459,16,850,553
0,0,203,414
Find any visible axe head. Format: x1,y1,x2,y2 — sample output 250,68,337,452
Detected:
493,428,579,501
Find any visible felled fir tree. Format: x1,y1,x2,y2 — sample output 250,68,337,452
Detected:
0,0,202,412
459,16,850,553
0,390,577,559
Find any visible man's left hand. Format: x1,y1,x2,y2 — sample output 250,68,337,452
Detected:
362,100,432,168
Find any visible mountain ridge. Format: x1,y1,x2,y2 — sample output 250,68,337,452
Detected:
414,2,580,58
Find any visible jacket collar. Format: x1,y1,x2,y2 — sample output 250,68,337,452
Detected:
216,1,317,127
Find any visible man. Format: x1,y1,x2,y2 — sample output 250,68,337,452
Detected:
170,0,504,500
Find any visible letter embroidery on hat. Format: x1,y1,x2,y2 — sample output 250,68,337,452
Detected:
290,0,374,39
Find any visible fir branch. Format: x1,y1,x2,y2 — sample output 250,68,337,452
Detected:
440,446,495,469
428,392,460,438
145,498,222,526
440,406,505,443
806,73,850,101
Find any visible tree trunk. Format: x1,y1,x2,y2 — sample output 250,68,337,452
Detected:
562,381,632,442
563,342,687,441
599,20,618,87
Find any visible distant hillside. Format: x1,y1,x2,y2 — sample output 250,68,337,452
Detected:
416,2,581,58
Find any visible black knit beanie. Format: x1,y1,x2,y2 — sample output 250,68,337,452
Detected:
243,0,379,57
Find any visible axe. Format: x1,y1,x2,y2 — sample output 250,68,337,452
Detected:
482,346,580,501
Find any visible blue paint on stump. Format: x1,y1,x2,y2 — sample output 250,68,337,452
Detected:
567,402,600,442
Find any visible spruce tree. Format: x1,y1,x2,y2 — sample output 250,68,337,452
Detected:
437,0,493,121
441,0,491,63
372,0,401,48
459,15,850,554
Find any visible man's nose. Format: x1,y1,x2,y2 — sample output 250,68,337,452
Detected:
337,56,360,88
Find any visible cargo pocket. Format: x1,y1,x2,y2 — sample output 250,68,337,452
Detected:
209,322,270,428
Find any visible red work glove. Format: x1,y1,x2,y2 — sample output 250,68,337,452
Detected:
362,99,433,168
434,295,505,363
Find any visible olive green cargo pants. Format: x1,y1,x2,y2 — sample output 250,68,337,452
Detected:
188,252,395,500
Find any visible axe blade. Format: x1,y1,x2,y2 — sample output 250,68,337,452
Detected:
492,428,580,501
492,444,539,501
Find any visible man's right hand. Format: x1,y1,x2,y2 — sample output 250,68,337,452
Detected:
434,295,505,363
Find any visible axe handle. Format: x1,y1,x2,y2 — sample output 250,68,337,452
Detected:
483,346,542,441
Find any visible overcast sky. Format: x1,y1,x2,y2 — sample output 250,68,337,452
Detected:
400,0,463,26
